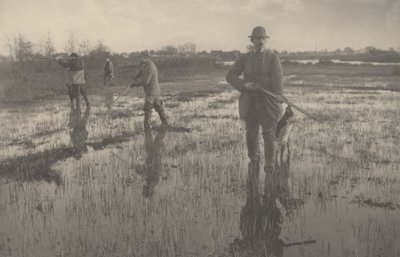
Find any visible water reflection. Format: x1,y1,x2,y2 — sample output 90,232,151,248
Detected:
237,156,294,256
142,127,167,198
0,107,91,184
68,107,90,160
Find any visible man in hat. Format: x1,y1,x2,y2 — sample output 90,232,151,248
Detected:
226,26,284,173
130,50,168,130
104,58,114,87
56,52,90,109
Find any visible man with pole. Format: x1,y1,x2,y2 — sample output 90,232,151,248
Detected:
130,50,168,130
226,26,284,174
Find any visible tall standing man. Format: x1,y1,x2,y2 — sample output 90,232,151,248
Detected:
104,58,114,87
226,26,284,173
56,53,90,109
130,51,168,130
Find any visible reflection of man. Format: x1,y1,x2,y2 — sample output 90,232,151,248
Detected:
56,53,90,109
130,51,168,130
68,107,90,160
104,58,114,87
238,157,291,256
226,26,284,173
143,128,167,198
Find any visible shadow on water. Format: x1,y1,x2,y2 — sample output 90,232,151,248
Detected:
142,127,167,198
0,148,66,185
0,107,92,185
0,105,189,185
230,154,313,256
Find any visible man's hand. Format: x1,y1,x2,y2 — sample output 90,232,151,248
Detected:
243,82,257,92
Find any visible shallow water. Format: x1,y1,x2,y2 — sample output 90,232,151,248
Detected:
1,79,400,257
2,141,400,257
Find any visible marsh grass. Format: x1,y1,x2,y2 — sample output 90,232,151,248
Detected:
1,69,400,256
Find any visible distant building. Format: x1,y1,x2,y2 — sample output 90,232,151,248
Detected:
197,51,209,57
209,50,240,60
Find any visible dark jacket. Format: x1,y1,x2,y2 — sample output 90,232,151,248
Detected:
104,61,114,75
58,57,85,85
132,60,160,97
226,49,283,120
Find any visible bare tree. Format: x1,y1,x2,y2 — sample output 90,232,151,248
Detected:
89,40,111,57
79,39,91,56
44,32,56,57
33,33,55,58
158,45,178,56
35,38,46,56
64,34,76,54
178,42,196,56
13,34,34,63
5,37,15,61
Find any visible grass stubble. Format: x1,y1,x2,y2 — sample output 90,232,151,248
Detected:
1,69,400,257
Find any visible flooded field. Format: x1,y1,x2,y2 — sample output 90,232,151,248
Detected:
1,74,400,257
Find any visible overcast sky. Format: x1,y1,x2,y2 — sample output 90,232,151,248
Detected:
0,0,399,55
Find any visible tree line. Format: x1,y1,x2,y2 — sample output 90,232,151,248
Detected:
2,33,400,64
2,33,202,63
3,33,112,63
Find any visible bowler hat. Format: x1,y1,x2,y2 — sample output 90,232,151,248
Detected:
70,52,79,57
249,26,269,38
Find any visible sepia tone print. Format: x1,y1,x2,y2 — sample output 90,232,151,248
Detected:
1,0,400,256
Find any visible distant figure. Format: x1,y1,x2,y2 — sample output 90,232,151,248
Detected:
56,53,90,109
130,50,168,130
226,26,284,173
104,58,114,86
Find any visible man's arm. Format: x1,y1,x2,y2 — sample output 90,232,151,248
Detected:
130,69,144,87
56,58,71,68
226,55,246,92
133,64,153,86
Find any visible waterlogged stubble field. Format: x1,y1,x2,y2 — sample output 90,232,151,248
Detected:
1,73,400,257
